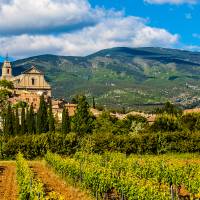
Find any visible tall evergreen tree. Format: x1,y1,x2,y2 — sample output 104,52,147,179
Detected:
4,103,13,135
92,97,96,109
61,107,70,134
27,104,36,134
14,108,20,135
21,106,26,134
48,100,55,133
37,95,49,134
73,95,93,134
25,106,29,133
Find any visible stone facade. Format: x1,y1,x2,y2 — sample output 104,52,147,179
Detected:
9,92,49,110
1,60,51,96
1,59,77,119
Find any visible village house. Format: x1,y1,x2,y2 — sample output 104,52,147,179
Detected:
1,58,77,118
1,59,51,96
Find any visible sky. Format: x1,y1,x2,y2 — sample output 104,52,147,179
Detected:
0,0,200,60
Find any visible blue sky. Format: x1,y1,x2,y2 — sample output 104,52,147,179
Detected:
90,0,200,47
0,0,199,59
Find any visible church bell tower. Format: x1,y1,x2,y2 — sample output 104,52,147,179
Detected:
1,55,13,80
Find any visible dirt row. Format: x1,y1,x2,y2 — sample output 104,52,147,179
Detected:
30,161,93,200
0,161,18,200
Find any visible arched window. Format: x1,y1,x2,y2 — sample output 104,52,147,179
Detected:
31,78,35,85
7,69,10,74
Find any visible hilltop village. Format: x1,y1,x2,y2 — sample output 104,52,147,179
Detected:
0,59,77,120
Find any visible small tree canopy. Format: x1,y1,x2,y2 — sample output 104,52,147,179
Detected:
73,95,94,135
0,80,14,89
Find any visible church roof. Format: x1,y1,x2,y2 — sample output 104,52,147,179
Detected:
22,65,44,75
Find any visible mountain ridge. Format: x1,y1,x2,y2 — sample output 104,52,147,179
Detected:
1,47,200,111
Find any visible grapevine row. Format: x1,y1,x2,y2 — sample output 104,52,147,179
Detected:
45,152,171,200
16,152,45,200
74,152,200,197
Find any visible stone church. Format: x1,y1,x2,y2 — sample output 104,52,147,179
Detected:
0,58,77,117
1,59,51,96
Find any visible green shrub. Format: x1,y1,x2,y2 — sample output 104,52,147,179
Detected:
151,114,181,132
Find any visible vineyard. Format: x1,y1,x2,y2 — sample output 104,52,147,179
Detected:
0,152,200,199
45,152,200,200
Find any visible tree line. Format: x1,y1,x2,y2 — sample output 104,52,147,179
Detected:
1,94,94,136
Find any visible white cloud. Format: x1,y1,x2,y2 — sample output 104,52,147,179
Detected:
184,45,200,51
0,0,102,35
0,0,179,58
144,0,197,4
0,16,179,58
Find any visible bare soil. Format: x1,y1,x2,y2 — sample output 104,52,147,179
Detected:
30,161,93,200
0,161,18,200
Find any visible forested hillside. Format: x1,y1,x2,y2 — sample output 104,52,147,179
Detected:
1,47,200,110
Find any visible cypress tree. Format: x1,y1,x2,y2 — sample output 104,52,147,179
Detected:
92,97,96,109
25,106,29,133
27,104,36,134
37,95,49,134
14,108,20,135
4,103,13,135
73,95,93,135
48,100,55,133
21,106,26,134
61,107,70,134
4,103,14,135
12,109,16,135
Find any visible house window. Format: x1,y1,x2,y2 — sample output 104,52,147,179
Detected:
31,78,35,85
7,69,10,74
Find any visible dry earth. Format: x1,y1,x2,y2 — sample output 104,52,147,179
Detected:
0,161,18,200
30,161,93,200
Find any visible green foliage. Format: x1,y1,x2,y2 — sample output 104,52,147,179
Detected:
0,130,200,159
156,102,182,116
3,103,14,135
36,95,49,134
14,101,27,108
11,47,200,110
1,132,78,159
14,108,20,135
73,95,94,135
151,114,181,132
27,104,36,134
94,111,117,134
92,97,96,109
71,95,79,104
45,152,172,199
181,113,200,131
21,107,26,135
0,79,14,89
61,107,70,134
72,152,200,198
48,100,55,133
0,88,12,99
94,112,148,135
16,152,44,199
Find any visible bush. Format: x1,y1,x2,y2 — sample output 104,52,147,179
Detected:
0,130,200,159
151,114,181,132
181,113,200,131
1,132,78,159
